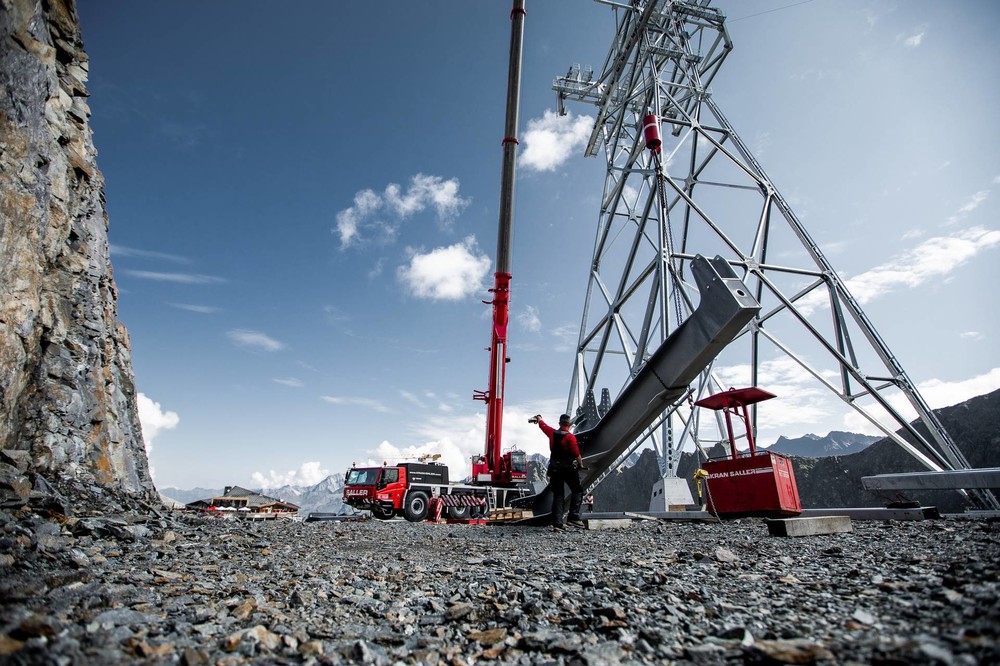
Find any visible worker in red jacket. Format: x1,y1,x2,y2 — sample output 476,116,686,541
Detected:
533,413,586,531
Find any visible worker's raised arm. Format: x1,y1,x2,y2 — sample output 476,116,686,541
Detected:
535,416,556,437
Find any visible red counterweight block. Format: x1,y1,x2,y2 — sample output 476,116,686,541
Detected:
695,387,802,518
703,451,802,517
642,113,661,153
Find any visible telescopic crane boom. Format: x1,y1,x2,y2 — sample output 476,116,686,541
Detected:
472,0,526,485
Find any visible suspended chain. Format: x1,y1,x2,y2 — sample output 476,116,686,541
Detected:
652,149,685,329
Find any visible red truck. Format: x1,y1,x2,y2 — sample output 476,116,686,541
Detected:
343,454,530,522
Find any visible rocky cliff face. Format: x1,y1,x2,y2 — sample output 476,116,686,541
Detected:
0,0,154,502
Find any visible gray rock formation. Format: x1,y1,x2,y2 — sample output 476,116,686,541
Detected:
0,0,153,501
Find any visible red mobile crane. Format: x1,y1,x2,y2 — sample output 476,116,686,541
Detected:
342,3,531,522
471,0,528,487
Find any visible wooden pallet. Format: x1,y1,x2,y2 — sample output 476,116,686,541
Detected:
488,509,534,522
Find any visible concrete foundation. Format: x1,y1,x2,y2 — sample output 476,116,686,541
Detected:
649,476,695,512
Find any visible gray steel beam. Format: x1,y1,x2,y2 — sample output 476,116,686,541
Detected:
576,254,759,488
861,469,1000,491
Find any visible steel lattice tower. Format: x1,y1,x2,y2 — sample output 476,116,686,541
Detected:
555,0,997,509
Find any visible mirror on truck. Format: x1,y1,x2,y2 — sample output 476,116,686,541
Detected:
378,467,399,489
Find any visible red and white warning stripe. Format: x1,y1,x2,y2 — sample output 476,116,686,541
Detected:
438,494,487,507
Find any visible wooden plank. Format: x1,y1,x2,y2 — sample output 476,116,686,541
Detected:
766,516,853,538
488,509,533,522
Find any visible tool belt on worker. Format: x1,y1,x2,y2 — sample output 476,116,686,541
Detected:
548,459,579,473
549,430,578,473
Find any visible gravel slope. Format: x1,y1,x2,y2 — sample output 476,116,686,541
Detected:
1,511,997,664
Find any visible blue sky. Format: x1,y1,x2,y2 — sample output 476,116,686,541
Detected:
77,1,999,490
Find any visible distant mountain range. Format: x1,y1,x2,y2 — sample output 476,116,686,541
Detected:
162,389,999,516
766,431,879,457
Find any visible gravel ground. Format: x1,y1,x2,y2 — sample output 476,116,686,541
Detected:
1,507,998,665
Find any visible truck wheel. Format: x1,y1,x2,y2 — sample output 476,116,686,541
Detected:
371,507,393,521
447,505,470,520
403,491,429,522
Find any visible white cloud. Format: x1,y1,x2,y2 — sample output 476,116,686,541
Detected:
753,130,771,158
168,303,219,314
335,207,360,248
550,323,579,353
820,240,847,255
385,174,468,219
366,438,473,479
958,191,989,213
400,390,427,409
124,270,226,284
622,184,640,207
365,402,562,476
111,245,190,264
368,257,385,280
946,190,989,225
799,226,1000,313
917,368,1000,409
273,378,304,388
897,25,928,48
252,461,330,489
519,110,593,172
790,68,839,82
323,305,351,324
137,393,180,477
517,305,542,332
397,236,492,301
960,331,984,341
321,395,392,413
227,329,285,352
335,175,470,248
843,226,1000,304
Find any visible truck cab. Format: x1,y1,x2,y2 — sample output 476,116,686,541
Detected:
344,465,400,519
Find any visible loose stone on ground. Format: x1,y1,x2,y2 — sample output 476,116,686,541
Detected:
0,495,998,664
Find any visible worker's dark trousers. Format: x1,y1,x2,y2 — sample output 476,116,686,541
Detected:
549,465,584,526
